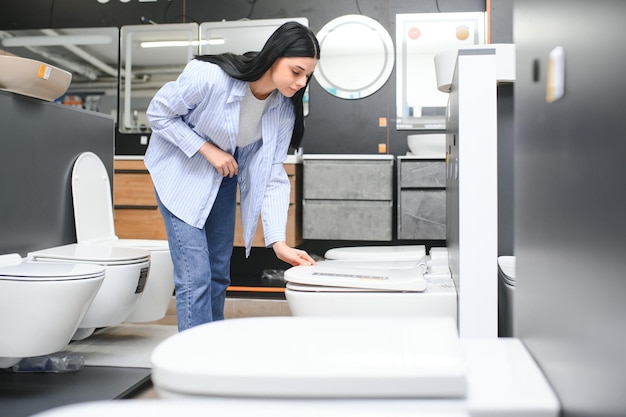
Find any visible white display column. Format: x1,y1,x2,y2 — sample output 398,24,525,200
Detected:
445,47,503,338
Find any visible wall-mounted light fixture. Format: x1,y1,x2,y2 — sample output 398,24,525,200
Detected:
140,38,224,48
1,35,113,48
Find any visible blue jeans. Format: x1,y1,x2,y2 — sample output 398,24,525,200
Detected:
156,174,237,331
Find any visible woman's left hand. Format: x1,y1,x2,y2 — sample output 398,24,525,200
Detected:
272,241,317,267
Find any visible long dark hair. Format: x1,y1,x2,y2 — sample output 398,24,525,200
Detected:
195,21,320,150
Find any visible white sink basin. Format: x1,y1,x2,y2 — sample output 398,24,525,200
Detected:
0,55,72,101
434,43,516,93
407,134,446,158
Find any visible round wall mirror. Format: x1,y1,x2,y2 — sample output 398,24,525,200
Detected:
314,15,395,100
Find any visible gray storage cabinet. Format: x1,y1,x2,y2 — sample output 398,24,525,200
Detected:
397,156,446,240
302,155,393,240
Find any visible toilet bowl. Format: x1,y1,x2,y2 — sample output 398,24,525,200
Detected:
27,243,150,340
142,316,559,416
498,256,516,337
284,245,457,321
0,253,105,368
72,152,174,323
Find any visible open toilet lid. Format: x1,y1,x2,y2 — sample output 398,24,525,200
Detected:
284,260,427,292
325,245,426,261
151,316,467,399
72,152,117,243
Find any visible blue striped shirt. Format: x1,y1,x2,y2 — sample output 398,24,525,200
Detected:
144,59,294,256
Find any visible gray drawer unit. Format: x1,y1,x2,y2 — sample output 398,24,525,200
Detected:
302,155,394,241
303,159,393,200
399,160,446,188
398,190,446,240
303,200,393,240
397,156,446,240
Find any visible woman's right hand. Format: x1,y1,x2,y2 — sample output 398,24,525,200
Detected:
198,142,238,177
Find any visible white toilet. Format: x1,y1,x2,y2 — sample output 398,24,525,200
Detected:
144,316,558,415
284,245,457,321
71,152,174,323
27,243,150,340
0,253,105,368
29,317,559,416
498,255,516,337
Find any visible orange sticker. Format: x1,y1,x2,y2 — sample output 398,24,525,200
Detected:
37,64,51,80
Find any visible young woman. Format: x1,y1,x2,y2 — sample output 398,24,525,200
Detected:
145,22,320,331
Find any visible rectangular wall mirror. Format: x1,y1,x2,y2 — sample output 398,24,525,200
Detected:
199,17,309,116
119,23,199,134
119,17,310,135
0,19,312,137
0,27,119,120
395,12,485,130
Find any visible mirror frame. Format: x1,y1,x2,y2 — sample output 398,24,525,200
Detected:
119,22,199,134
395,12,485,130
314,14,395,100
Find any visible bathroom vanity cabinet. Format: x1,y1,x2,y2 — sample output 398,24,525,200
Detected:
397,155,446,240
113,158,302,247
302,155,394,240
233,162,303,247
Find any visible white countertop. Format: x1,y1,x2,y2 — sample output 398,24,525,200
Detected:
399,153,446,160
115,155,144,161
302,154,394,161
115,154,304,164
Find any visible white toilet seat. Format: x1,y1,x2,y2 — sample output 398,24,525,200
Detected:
286,282,404,292
0,254,105,281
28,243,150,266
284,260,427,292
152,317,466,399
325,245,427,261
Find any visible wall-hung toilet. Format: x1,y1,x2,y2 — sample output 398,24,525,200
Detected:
142,316,559,416
71,152,174,323
27,244,150,340
284,245,457,321
498,255,516,337
0,253,104,368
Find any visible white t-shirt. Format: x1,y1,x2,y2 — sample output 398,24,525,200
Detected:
237,84,273,148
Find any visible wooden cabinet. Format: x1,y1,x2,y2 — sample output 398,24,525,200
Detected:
113,159,167,240
113,159,302,247
234,163,302,247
